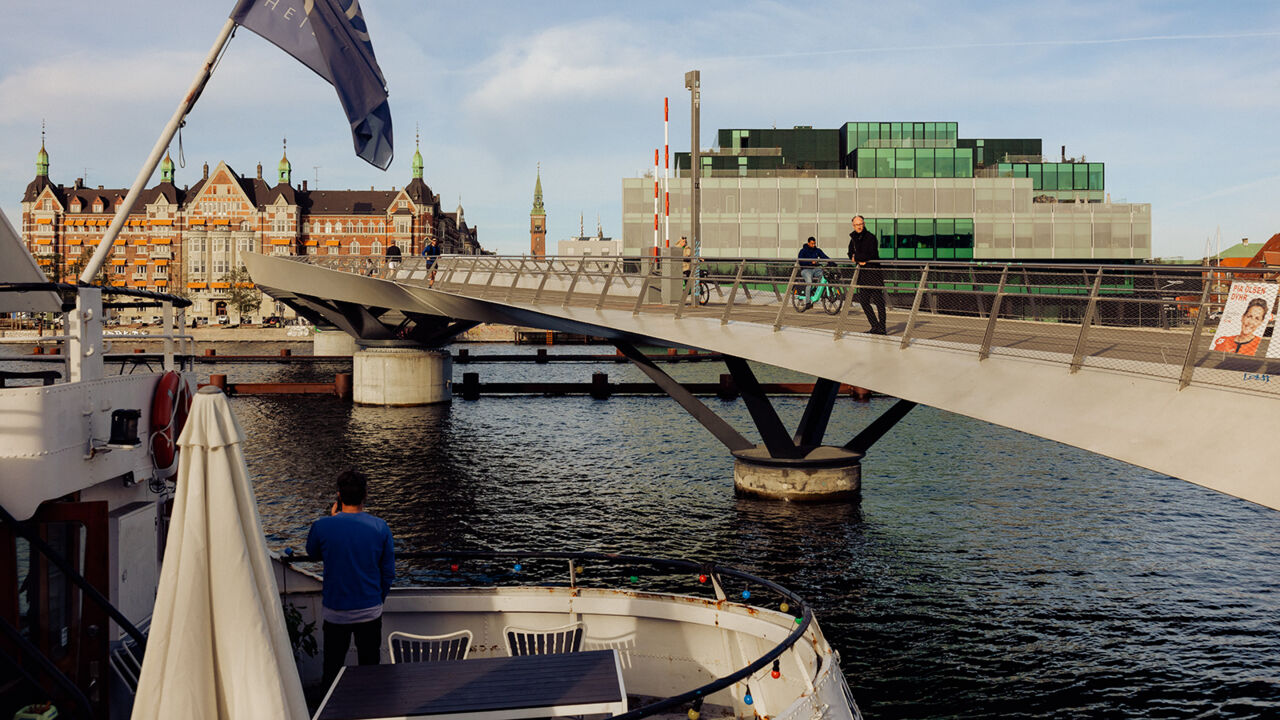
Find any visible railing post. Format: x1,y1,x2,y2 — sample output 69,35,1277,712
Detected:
772,264,802,332
632,272,653,316
978,266,1010,361
900,265,930,350
596,259,621,310
481,256,500,295
1178,281,1213,389
720,260,747,325
505,257,527,303
833,264,861,340
562,259,587,308
674,257,700,319
534,259,553,303
462,256,479,286
1069,269,1105,373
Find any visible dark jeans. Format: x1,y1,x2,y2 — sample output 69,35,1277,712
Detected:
856,267,886,331
322,617,382,690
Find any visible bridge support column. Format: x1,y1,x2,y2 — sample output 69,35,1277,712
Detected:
353,348,451,406
732,446,862,502
313,328,360,357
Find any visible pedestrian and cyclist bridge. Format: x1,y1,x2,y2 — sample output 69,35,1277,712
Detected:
242,251,1280,512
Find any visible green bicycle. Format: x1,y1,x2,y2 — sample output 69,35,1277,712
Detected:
791,268,845,315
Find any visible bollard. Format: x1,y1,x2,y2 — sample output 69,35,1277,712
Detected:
205,348,217,357
667,348,677,356
334,373,352,400
32,346,43,355
536,348,548,364
849,385,872,403
457,348,470,364
280,348,292,357
545,330,553,345
717,373,738,401
590,372,610,400
134,348,145,353
461,372,480,400
49,347,61,355
209,374,228,392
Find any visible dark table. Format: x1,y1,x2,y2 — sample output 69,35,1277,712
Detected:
313,649,627,720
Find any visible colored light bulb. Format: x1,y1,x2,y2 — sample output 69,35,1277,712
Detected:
698,574,707,583
742,590,751,599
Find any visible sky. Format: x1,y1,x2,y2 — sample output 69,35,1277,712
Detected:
2,1,1279,260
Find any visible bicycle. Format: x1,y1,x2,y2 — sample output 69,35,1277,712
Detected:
685,268,711,306
791,266,845,315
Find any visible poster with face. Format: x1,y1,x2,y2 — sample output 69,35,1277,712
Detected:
1210,281,1277,357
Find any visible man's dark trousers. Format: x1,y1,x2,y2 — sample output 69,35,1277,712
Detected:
322,617,382,689
857,267,886,333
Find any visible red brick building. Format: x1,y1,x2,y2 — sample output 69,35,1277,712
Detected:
21,140,480,321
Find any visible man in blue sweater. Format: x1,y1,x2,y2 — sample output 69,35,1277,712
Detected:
306,470,396,689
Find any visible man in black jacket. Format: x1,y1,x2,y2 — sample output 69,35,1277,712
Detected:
847,215,886,334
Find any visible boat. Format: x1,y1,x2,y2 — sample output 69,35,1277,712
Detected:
1,206,860,719
1,2,860,716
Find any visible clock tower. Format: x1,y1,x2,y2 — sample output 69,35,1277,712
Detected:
530,165,546,257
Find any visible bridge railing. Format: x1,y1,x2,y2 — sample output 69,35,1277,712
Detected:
299,253,1280,396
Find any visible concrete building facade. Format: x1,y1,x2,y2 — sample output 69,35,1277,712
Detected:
623,121,1151,262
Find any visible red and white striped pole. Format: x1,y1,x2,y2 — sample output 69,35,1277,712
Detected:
664,97,670,249
653,148,660,253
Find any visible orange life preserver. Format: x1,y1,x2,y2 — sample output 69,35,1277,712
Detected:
150,371,191,479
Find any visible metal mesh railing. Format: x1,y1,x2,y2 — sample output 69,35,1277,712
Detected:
297,254,1280,397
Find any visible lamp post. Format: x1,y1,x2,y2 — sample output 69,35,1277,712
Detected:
684,70,701,257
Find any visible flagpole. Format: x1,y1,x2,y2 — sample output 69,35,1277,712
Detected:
80,18,237,284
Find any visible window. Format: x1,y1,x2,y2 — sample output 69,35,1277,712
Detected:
394,217,410,234
327,245,337,255
350,240,362,255
370,240,382,255
155,265,168,278
237,236,254,255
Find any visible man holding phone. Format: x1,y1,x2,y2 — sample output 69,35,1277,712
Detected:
306,470,396,689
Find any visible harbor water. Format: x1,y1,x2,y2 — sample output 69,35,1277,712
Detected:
216,343,1280,719
9,343,1279,718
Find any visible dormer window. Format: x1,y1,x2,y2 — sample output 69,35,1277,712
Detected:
93,201,103,212
71,200,81,212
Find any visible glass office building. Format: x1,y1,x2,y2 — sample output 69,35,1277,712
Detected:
626,122,1150,261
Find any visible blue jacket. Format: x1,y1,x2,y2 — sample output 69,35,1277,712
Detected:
798,244,829,267
306,512,395,611
421,243,441,265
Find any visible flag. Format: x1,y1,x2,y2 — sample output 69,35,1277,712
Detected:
230,0,394,170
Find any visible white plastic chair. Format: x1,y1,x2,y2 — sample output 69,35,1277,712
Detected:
503,621,585,656
388,629,473,664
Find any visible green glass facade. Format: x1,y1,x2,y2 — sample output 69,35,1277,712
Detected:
854,148,974,179
864,218,976,259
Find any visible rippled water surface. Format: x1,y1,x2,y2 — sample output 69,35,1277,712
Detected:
217,345,1280,719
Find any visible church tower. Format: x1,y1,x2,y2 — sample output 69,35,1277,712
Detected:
530,164,546,257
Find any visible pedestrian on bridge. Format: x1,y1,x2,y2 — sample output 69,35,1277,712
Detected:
797,237,829,310
422,237,441,286
848,215,886,335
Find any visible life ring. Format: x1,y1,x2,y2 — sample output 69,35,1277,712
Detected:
150,371,191,479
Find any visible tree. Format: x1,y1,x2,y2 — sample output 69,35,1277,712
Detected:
222,266,262,320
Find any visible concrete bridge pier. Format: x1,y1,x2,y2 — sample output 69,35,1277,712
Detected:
353,347,452,406
314,328,360,356
732,446,862,501
614,341,913,502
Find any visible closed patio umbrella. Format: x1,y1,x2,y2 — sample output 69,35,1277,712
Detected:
132,386,307,719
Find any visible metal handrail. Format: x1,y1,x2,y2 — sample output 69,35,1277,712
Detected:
280,549,819,720
291,253,1280,396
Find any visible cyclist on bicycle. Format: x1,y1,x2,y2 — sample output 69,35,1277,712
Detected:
797,236,829,309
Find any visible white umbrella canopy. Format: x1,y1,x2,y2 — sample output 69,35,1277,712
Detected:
132,386,307,720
